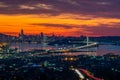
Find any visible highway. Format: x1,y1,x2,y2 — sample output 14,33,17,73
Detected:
72,68,103,80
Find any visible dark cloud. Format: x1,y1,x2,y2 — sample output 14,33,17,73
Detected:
0,0,120,18
31,23,120,36
31,23,77,29
80,25,120,36
31,22,120,36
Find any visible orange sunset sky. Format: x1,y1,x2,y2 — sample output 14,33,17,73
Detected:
0,0,120,36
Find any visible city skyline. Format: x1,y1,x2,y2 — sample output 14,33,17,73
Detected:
0,0,120,37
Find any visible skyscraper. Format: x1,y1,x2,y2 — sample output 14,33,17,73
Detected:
21,29,24,36
19,29,25,39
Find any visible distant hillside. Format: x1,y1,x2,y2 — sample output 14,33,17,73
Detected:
0,33,13,42
90,36,120,43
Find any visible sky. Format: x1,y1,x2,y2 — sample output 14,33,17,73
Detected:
0,0,120,37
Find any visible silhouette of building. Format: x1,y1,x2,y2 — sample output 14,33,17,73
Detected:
19,29,25,39
40,32,44,38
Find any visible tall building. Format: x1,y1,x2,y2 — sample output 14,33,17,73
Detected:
21,29,24,35
19,29,25,39
40,32,44,38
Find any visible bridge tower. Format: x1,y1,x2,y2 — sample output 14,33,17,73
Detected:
86,36,89,46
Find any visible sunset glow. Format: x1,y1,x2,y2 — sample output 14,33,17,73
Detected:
0,0,120,36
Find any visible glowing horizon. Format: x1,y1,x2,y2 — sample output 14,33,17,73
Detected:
0,0,120,37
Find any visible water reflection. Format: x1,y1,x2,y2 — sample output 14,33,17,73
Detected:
10,43,120,56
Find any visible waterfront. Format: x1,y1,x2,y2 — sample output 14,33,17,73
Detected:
97,45,120,55
10,43,120,56
0,42,120,80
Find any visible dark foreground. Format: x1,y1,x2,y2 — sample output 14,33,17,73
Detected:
0,53,120,80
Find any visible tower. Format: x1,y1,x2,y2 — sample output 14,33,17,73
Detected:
21,29,24,35
86,36,89,46
19,29,25,39
40,32,44,38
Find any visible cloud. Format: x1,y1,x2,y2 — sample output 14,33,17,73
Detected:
0,0,120,18
20,5,35,10
30,23,77,29
19,5,36,10
58,0,78,5
0,2,8,7
19,3,54,10
35,3,54,10
96,2,111,5
79,24,120,36
30,23,120,36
